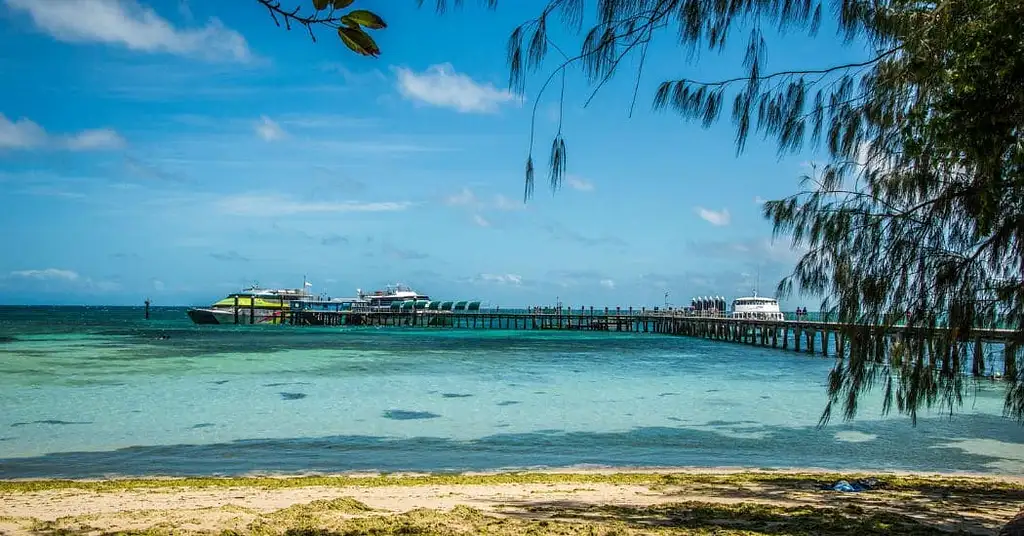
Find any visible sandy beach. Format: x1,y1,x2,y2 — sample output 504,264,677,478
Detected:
1,469,1021,535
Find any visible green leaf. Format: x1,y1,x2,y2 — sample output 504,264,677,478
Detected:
332,0,355,7
312,0,329,10
338,26,380,57
344,9,387,30
339,14,360,28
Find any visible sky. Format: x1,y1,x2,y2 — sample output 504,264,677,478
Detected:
0,0,870,308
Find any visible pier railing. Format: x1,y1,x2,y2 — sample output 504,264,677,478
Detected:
221,304,1018,374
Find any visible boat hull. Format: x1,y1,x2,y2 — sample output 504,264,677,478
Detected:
186,307,284,325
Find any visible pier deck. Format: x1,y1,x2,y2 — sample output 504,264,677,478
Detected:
249,307,1021,363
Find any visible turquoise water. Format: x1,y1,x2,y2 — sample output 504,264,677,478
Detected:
0,306,1021,478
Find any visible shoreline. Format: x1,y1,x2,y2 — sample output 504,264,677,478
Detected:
3,465,1023,485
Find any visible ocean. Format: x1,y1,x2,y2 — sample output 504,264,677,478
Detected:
0,306,1021,478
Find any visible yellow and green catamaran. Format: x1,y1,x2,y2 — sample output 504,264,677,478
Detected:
186,283,315,325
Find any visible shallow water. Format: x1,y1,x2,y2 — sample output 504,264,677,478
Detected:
0,306,1021,478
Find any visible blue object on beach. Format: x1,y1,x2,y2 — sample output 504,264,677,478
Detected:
832,480,862,492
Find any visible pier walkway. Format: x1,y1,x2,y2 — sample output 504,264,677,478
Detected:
260,307,1020,363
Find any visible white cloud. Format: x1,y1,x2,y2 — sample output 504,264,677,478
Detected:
493,194,524,210
64,128,126,150
219,194,412,216
754,196,767,204
472,214,491,227
599,279,616,289
255,116,286,142
0,114,46,149
394,63,517,113
477,273,523,285
445,188,525,213
9,268,80,281
4,0,251,62
566,175,595,192
445,187,478,206
0,114,125,152
696,207,731,226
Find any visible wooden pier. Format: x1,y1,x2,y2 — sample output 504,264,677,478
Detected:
254,307,1019,364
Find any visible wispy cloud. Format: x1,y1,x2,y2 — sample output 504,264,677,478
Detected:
381,243,429,260
124,155,185,183
219,194,413,216
9,268,80,281
394,63,517,113
5,268,120,292
445,187,478,207
545,269,617,289
542,222,627,248
493,194,524,211
0,114,124,151
255,116,286,142
4,0,251,62
475,273,523,285
210,251,248,262
696,207,731,226
446,188,525,211
320,233,349,246
472,214,491,227
754,196,767,204
687,237,808,268
65,129,126,151
566,175,595,192
321,63,388,86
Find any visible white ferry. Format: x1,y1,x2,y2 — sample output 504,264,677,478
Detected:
731,291,785,321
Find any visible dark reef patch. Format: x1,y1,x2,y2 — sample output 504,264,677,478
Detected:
496,400,520,406
11,420,92,427
280,392,307,400
441,393,472,398
383,410,440,420
264,382,311,387
211,380,230,385
191,423,215,429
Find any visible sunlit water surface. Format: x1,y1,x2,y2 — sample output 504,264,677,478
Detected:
0,306,1020,478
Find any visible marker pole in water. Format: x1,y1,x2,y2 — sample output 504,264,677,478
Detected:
144,298,151,320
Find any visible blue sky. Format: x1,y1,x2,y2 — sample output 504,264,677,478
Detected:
0,0,868,308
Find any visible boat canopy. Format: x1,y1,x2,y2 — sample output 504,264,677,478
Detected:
389,302,402,311
440,301,454,311
467,301,481,311
400,300,415,310
414,300,430,309
453,301,468,311
426,301,440,310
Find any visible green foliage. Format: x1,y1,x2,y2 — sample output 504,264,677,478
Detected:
500,0,1023,424
257,1,386,57
341,10,387,30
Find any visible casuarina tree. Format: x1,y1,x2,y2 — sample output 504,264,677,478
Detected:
261,0,1023,425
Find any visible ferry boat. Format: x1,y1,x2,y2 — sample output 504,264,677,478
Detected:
187,282,439,324
358,283,430,310
730,291,785,321
186,283,315,325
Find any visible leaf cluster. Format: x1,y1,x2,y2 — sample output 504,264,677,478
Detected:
502,0,1023,423
258,0,388,57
